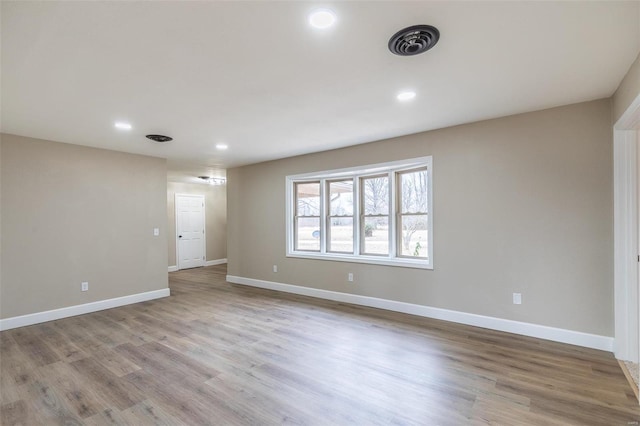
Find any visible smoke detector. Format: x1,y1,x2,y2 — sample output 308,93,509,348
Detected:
146,134,173,142
388,25,440,56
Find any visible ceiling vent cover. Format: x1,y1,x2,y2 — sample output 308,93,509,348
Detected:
388,25,440,56
146,134,173,142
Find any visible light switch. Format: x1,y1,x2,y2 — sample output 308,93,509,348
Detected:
153,228,160,236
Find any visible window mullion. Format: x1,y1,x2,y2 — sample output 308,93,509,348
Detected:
320,179,331,253
353,176,361,256
355,176,362,256
389,171,396,259
353,177,359,255
320,179,327,254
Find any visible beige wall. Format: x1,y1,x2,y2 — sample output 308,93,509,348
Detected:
167,182,227,267
0,137,2,297
613,51,640,123
228,99,613,336
0,134,168,319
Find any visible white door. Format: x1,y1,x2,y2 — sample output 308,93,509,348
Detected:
176,194,205,270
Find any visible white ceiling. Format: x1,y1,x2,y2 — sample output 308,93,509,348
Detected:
2,1,639,182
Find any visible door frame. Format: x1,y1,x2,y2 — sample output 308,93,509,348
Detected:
614,93,640,362
175,193,206,271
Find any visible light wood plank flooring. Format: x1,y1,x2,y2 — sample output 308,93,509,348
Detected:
1,264,639,425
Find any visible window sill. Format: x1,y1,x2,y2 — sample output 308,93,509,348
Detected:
286,251,433,270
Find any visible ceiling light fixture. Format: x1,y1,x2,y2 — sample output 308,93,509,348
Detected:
198,176,226,186
216,143,228,150
114,122,132,130
397,91,417,101
309,9,336,29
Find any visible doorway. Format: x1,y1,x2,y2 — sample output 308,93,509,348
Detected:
614,93,640,401
175,194,205,270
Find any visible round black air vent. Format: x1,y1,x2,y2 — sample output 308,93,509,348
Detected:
146,134,173,142
388,25,440,56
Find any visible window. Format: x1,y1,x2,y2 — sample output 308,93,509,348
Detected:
361,175,389,256
397,168,428,258
327,179,354,253
294,182,321,251
286,156,432,269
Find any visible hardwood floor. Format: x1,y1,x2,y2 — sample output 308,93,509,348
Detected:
1,264,639,425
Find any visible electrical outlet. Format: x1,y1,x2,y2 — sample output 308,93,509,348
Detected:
348,273,354,282
153,227,160,236
513,293,522,305
273,265,278,273
81,282,89,292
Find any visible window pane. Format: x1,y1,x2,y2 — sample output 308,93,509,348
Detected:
329,180,353,216
296,182,320,216
399,215,428,258
329,218,353,253
362,176,389,215
296,217,320,251
400,170,428,214
363,217,389,255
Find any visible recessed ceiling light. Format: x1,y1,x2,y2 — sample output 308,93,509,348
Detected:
397,91,417,101
216,143,228,150
309,9,337,29
114,122,132,130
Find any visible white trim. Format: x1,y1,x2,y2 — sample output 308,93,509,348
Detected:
615,92,640,130
285,252,432,269
170,260,226,270
175,193,206,270
205,258,227,266
0,288,170,331
614,129,639,361
613,92,640,362
287,157,432,180
227,275,613,352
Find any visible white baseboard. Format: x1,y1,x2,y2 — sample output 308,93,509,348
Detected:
226,275,613,352
205,258,227,267
169,259,225,272
0,288,171,331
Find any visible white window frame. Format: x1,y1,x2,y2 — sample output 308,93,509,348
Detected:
326,178,355,254
286,156,433,269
